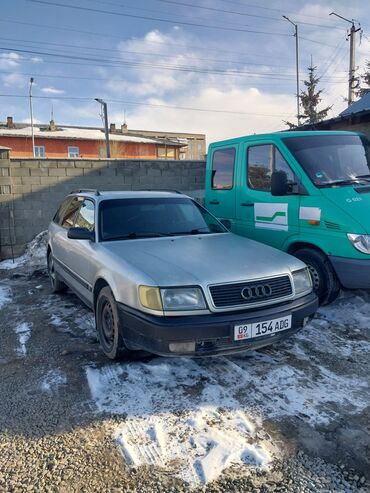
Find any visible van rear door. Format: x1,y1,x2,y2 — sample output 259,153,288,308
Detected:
236,140,300,249
205,144,237,228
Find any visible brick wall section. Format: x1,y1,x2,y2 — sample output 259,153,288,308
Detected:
0,157,206,260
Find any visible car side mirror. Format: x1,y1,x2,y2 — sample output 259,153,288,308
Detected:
271,171,288,196
220,219,231,230
67,227,95,241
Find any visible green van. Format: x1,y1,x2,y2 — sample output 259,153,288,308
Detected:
205,131,370,304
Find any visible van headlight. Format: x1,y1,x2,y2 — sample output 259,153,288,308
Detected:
347,234,370,254
161,287,207,311
292,268,312,295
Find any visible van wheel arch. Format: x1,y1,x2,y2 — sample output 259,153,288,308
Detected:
287,243,340,305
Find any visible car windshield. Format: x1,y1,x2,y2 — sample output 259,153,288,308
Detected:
99,197,227,241
282,134,370,187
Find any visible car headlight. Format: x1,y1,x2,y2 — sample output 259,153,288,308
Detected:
161,287,207,311
347,234,370,254
292,268,312,295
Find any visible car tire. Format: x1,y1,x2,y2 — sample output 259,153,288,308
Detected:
95,286,130,360
47,251,67,293
293,248,340,305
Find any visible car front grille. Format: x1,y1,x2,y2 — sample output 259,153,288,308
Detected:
209,275,293,308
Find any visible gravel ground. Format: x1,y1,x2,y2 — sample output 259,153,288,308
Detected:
0,247,369,492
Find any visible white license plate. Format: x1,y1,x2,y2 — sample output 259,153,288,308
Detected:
234,315,292,341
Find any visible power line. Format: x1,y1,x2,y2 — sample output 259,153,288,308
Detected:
0,44,347,83
152,0,344,30
26,0,291,37
0,35,297,69
0,93,293,117
0,46,307,80
0,17,337,57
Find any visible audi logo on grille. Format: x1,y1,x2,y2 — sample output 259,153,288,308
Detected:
241,284,272,300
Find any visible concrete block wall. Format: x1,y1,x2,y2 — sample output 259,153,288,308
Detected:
0,157,206,260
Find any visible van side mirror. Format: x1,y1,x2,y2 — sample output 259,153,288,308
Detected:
67,227,95,241
271,171,288,196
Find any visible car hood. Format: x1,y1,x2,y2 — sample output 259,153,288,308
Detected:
101,233,305,286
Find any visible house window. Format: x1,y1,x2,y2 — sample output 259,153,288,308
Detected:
157,146,166,159
68,146,79,158
166,147,175,159
35,146,45,158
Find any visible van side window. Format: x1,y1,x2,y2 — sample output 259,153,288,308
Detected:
247,144,295,192
211,147,235,189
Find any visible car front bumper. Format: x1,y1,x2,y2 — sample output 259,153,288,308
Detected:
329,256,370,289
117,292,318,357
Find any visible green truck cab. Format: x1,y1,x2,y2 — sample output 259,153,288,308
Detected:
205,131,370,304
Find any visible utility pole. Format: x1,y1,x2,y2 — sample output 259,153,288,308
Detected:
95,98,111,158
283,15,300,126
29,77,36,158
330,12,361,106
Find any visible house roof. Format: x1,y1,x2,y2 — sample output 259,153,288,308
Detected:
340,92,370,117
0,124,186,147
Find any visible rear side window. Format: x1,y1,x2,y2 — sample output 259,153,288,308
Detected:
74,200,95,232
211,147,235,189
247,144,295,192
53,197,73,224
60,197,81,229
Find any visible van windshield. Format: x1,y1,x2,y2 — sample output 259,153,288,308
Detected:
282,134,370,187
99,197,227,241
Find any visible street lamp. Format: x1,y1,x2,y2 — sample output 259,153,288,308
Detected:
29,77,36,157
283,15,300,126
95,98,111,158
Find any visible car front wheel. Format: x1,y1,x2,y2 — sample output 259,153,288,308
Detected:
95,287,130,360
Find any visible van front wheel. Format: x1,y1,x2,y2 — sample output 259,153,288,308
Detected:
293,248,340,305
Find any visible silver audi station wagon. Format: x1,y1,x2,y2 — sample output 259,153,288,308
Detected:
47,190,318,359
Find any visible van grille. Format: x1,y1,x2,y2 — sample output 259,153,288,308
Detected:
209,276,292,308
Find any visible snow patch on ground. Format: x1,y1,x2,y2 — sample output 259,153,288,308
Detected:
14,322,32,356
115,408,270,487
0,231,47,270
41,369,67,392
86,359,273,487
0,285,12,309
318,290,370,330
45,301,96,339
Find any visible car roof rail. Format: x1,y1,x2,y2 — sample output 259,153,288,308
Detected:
139,188,183,194
71,188,101,196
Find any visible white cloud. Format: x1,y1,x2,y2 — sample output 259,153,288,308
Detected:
41,87,65,94
1,72,27,89
31,57,43,63
0,52,22,69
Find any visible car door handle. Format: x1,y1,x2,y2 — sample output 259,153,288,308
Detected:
240,202,254,207
209,200,220,205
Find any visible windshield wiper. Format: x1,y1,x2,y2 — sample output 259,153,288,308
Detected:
103,232,174,241
172,227,224,235
355,174,370,181
319,178,363,188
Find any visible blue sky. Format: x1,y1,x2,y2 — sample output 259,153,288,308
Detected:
1,0,369,143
